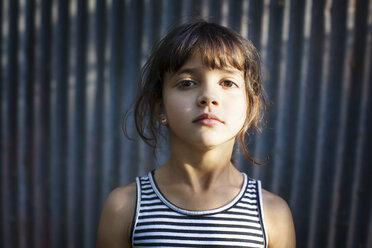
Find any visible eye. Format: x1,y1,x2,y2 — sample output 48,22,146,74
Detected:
177,80,196,88
220,80,238,88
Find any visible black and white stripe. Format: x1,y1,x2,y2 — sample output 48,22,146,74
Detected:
131,172,267,248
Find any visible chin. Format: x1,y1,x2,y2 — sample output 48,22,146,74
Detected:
193,137,236,150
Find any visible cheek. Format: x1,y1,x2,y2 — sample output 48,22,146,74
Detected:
230,106,247,127
163,95,192,121
228,91,248,114
225,95,248,128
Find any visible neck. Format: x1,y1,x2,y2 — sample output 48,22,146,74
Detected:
159,134,239,191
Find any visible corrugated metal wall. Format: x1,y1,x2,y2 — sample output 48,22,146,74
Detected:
1,0,371,247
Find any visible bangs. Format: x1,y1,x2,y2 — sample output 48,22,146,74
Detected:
198,36,245,71
159,22,247,74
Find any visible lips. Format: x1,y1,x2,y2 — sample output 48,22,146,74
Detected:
192,113,224,125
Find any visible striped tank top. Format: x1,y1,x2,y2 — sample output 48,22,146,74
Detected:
131,171,267,248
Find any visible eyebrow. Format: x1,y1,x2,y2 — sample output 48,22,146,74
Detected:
174,67,242,76
174,68,200,76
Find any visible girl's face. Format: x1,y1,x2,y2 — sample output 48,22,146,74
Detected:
162,53,248,151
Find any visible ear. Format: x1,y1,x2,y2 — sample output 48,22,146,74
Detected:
154,100,165,115
154,101,168,125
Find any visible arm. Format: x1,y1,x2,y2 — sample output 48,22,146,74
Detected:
96,183,136,248
262,189,296,248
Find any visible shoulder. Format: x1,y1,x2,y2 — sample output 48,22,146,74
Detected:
261,189,296,248
103,182,137,212
97,182,137,248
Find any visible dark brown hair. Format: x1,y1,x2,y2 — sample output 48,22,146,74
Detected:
124,20,266,164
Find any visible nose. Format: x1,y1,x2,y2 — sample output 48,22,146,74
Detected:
197,89,219,107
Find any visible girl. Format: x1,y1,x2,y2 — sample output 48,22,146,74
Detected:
97,20,295,248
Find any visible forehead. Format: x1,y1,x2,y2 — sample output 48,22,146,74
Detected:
162,34,247,76
176,53,244,76
164,52,245,83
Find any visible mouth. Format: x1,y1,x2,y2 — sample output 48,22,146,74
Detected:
192,113,224,125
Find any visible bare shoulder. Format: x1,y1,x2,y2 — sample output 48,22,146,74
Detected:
261,189,296,248
96,182,137,248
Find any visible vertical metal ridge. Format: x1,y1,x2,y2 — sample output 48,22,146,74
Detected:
99,0,113,212
32,1,52,247
2,1,19,248
0,1,4,246
295,0,327,244
255,0,286,188
67,0,88,247
332,0,370,246
346,19,372,247
346,0,372,246
274,0,306,208
271,0,291,195
307,0,333,246
66,0,78,246
101,0,123,207
49,0,69,247
17,1,35,248
83,1,103,247
327,0,355,246
252,0,270,181
290,0,312,225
